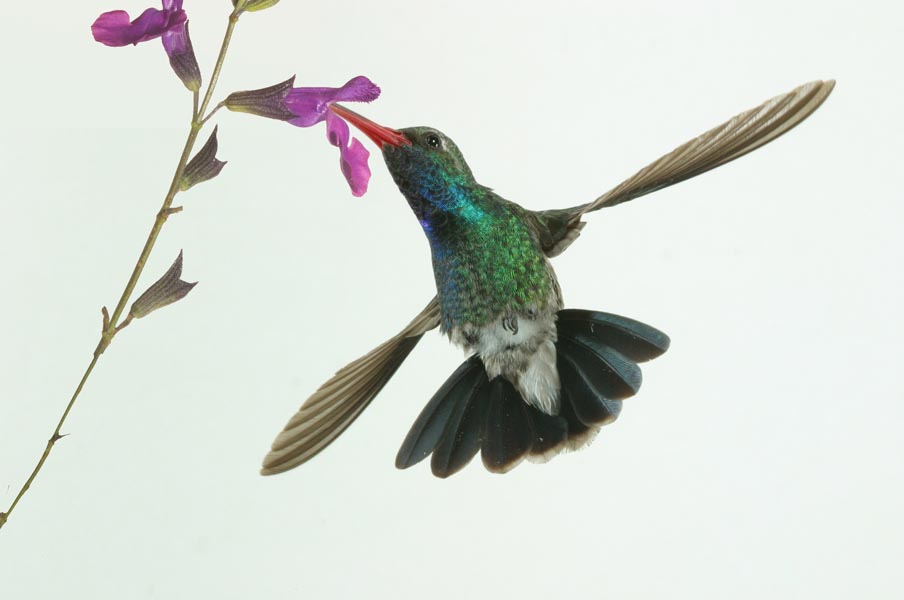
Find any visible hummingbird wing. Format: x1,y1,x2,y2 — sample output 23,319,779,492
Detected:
537,79,835,254
261,297,441,475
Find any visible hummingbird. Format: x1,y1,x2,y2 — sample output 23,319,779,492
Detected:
262,80,834,478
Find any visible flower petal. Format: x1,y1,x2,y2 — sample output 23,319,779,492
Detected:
91,7,186,47
285,76,381,128
161,22,188,56
326,112,371,197
331,76,382,104
340,138,372,197
325,111,351,148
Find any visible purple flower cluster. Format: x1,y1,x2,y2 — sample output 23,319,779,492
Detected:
92,1,381,196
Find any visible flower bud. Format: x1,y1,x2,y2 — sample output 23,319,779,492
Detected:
234,0,281,13
181,127,227,191
130,251,197,319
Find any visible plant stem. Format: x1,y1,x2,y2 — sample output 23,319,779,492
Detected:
198,10,242,120
200,101,226,127
0,6,246,532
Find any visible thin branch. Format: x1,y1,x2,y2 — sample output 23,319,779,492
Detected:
0,5,247,532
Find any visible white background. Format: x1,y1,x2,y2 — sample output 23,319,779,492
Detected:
1,1,902,598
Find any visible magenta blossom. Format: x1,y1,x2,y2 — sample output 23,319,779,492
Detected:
286,78,381,197
225,76,382,197
91,2,185,46
92,1,200,90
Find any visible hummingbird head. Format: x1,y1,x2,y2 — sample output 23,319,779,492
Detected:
330,104,481,225
380,126,475,191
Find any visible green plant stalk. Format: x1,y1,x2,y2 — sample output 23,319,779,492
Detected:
0,2,248,532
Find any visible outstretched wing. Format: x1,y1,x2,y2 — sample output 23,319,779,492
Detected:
536,79,835,254
261,297,441,475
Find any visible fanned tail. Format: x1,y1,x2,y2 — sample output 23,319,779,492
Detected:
396,309,670,477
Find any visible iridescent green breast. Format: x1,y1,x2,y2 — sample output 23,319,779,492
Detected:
380,126,559,331
425,189,556,332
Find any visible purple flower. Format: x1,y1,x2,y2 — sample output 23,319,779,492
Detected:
283,78,382,128
91,2,186,47
286,77,380,197
92,1,200,91
160,0,188,51
225,76,382,197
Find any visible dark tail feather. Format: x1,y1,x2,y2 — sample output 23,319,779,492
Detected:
557,351,623,428
396,309,670,477
395,356,485,471
557,310,670,363
430,374,488,478
481,379,533,473
525,406,569,462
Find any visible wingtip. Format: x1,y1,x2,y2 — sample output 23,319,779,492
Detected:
799,79,836,121
260,453,282,476
260,444,311,475
816,79,836,98
260,445,309,476
270,425,301,452
806,79,836,102
799,79,835,92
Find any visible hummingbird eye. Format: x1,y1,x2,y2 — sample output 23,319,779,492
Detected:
424,133,442,149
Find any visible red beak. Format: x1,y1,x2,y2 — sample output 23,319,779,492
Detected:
329,104,410,148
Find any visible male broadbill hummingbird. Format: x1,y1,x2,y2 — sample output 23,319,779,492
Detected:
262,80,834,478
